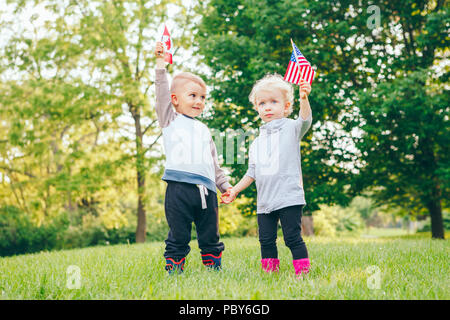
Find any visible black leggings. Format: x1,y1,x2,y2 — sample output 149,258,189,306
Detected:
257,205,308,260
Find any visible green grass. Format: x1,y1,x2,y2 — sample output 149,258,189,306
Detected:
0,235,449,300
361,227,410,238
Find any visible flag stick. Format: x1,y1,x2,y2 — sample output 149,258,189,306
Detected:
290,38,304,84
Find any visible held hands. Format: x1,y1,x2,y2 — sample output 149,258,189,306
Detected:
299,79,311,99
220,187,238,204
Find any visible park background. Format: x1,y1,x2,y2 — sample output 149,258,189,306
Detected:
0,0,448,300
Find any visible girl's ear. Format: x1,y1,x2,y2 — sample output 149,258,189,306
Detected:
284,101,291,114
171,93,178,107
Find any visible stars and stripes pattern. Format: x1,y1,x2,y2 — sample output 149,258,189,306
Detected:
283,42,315,85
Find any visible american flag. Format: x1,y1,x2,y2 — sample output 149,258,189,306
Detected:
283,41,315,85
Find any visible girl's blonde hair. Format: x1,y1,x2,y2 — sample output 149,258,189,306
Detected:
248,73,294,116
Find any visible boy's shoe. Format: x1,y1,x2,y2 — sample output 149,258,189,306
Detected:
293,258,310,277
165,257,186,274
261,258,280,273
201,252,222,270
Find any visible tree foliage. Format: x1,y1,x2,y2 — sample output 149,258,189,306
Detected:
195,0,448,238
0,0,193,242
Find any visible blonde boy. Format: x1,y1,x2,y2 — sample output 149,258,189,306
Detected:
154,42,231,274
222,74,312,277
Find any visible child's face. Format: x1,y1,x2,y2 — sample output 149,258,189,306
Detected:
171,81,206,118
255,89,290,123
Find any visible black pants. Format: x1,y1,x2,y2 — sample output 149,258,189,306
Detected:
164,181,224,260
257,205,308,260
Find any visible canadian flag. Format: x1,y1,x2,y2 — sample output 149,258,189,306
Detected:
161,25,173,64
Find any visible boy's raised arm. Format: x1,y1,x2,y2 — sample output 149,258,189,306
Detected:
155,41,176,128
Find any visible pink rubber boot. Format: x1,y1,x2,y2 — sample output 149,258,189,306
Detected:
293,258,310,277
261,258,280,273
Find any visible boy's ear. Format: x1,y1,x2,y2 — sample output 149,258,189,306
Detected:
171,93,178,107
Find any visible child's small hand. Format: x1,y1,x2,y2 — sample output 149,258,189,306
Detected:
299,79,311,99
220,188,231,204
155,41,165,59
220,187,238,204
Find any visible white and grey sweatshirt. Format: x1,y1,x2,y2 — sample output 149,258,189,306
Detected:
155,68,231,194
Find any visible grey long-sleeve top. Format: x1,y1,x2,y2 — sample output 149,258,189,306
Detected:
245,115,312,214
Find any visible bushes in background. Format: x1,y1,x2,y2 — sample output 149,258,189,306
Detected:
0,200,258,257
219,197,258,237
0,206,64,256
0,206,136,257
313,205,365,237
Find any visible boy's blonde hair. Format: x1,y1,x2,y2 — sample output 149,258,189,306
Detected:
170,72,207,94
248,73,294,116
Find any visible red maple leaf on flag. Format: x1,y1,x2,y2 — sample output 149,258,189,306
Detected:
161,25,173,64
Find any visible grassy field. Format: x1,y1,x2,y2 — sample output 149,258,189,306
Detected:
0,233,448,300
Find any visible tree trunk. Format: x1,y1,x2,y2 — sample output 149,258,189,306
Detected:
418,135,444,239
427,198,444,240
131,104,147,243
136,172,146,243
301,215,314,236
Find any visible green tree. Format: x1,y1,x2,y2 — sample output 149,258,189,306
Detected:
72,0,196,242
195,0,361,216
0,6,118,222
73,0,167,243
0,0,194,242
353,71,448,239
195,0,448,238
344,1,449,239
